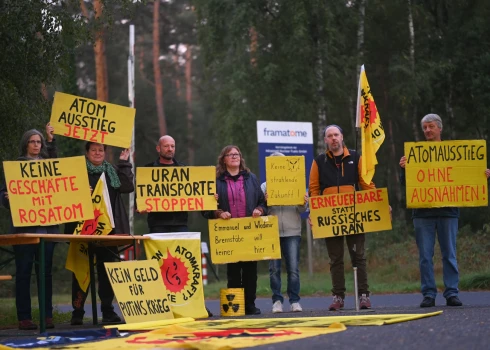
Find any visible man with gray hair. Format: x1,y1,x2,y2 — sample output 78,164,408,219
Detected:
400,113,490,307
261,152,308,313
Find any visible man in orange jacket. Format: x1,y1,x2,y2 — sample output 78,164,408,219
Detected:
309,124,374,311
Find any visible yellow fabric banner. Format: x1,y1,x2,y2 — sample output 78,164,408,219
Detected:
136,166,216,212
265,156,306,205
404,140,488,208
143,233,209,319
309,188,392,238
2,156,93,227
356,65,385,184
65,173,114,292
208,216,281,264
49,91,135,148
104,260,174,324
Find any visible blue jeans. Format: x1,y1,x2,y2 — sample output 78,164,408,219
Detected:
14,241,56,321
269,236,301,304
414,217,459,299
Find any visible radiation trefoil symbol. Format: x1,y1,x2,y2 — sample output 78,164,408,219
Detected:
222,293,240,313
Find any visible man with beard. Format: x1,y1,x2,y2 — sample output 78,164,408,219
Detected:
309,125,375,311
139,135,189,233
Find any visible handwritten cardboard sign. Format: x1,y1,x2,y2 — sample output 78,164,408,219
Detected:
208,216,281,264
404,140,488,208
265,156,306,205
136,166,217,212
50,91,135,148
309,188,392,238
104,260,174,324
3,156,93,226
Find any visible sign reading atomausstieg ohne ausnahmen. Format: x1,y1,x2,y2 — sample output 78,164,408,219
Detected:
404,140,488,208
208,216,281,264
136,166,217,212
309,188,392,239
49,91,135,148
2,156,93,226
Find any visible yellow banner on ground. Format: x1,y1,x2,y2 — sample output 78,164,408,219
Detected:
104,260,174,324
404,140,488,208
65,174,114,292
55,313,442,349
136,166,216,212
208,216,281,264
309,188,392,239
143,233,208,319
265,156,306,205
49,91,135,148
2,156,93,227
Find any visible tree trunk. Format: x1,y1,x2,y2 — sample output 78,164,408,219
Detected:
250,27,258,67
173,45,181,97
186,45,194,165
153,0,167,136
407,0,419,140
353,0,366,149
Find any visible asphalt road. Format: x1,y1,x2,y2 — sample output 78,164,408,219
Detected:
53,291,490,350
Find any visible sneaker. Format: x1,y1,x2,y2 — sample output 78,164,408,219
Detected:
329,295,344,311
359,294,371,309
420,296,435,308
291,302,303,312
45,318,55,329
70,316,83,326
272,300,283,313
245,306,261,315
18,320,37,330
102,311,122,323
446,296,463,307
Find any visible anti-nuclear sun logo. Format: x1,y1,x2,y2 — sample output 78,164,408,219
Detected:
361,87,378,127
160,248,190,293
79,209,102,235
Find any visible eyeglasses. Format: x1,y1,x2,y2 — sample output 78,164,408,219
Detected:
28,140,42,145
225,153,240,158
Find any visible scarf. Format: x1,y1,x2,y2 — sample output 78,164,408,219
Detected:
86,159,121,189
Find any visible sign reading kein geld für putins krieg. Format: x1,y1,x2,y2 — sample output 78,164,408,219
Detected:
256,121,314,185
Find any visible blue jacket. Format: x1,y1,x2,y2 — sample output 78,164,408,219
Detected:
203,170,267,219
399,167,459,218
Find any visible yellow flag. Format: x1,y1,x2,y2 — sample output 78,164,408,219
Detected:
65,173,115,292
356,65,385,184
143,232,209,319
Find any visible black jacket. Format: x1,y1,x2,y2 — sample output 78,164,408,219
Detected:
141,158,188,228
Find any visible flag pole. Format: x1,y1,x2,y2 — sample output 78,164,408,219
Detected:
128,24,135,243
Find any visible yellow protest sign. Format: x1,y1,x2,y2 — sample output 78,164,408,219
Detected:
208,216,281,264
309,188,392,239
2,156,93,227
136,166,216,212
65,174,114,292
143,232,209,319
49,91,135,148
104,260,174,324
265,156,306,205
404,140,488,208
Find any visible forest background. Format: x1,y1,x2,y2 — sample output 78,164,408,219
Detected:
0,0,489,298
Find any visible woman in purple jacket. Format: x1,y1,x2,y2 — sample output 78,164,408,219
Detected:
203,145,267,315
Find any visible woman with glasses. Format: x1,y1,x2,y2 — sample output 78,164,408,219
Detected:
203,145,267,315
0,124,58,330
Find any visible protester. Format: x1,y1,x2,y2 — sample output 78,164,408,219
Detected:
64,142,134,325
399,113,490,307
139,135,189,233
0,123,58,330
203,145,267,315
309,124,374,311
261,152,308,313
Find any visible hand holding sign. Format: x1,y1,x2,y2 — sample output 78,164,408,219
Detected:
45,122,54,142
119,149,130,161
